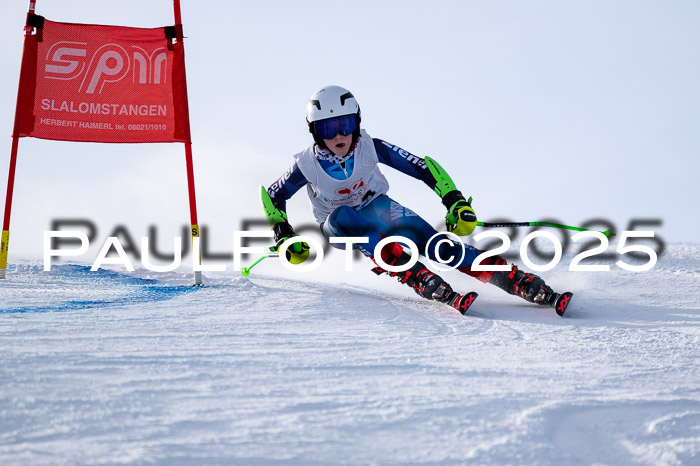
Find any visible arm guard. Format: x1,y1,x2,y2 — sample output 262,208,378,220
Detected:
424,157,477,236
260,185,288,226
260,186,308,262
424,156,457,198
424,156,472,208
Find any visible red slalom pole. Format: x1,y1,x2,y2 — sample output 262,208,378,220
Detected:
172,0,202,285
1,139,19,279
173,0,183,24
1,0,37,279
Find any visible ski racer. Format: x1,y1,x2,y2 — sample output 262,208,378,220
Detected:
261,85,571,316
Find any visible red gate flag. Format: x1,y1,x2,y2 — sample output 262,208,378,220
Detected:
3,4,201,283
15,14,191,144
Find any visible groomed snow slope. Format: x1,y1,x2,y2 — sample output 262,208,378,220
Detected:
1,244,699,465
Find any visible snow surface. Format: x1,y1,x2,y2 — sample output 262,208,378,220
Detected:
1,244,699,465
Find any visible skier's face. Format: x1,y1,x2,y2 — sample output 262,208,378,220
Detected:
324,132,353,157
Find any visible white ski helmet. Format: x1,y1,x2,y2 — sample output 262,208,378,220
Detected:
306,85,361,146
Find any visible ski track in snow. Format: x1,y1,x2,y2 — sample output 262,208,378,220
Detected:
0,245,699,465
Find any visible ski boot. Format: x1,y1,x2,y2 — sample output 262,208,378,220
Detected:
371,244,477,315
486,264,572,316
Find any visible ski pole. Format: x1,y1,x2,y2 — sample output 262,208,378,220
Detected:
477,221,615,238
241,250,279,277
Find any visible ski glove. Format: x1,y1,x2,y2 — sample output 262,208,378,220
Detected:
273,221,310,265
442,190,477,236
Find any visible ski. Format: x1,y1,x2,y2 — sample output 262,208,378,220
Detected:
551,291,573,317
448,291,478,315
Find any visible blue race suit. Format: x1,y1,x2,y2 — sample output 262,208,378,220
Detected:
266,135,481,269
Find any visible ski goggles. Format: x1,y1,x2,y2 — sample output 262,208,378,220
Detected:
312,114,357,140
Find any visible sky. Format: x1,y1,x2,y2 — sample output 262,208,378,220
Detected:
1,0,698,268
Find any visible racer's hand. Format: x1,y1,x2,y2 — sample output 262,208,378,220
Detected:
275,235,310,265
273,222,310,265
445,199,477,237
